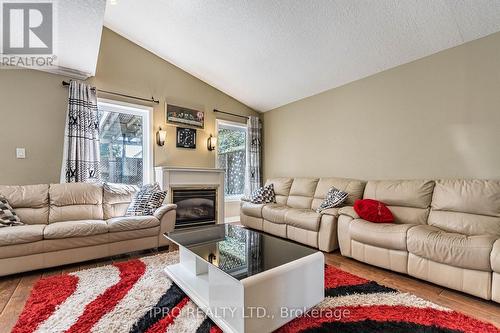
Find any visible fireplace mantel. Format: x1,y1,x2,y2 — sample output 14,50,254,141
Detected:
154,167,225,225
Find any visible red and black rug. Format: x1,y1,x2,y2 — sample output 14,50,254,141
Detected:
11,252,499,333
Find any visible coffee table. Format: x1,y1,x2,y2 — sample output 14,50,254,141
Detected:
164,224,324,333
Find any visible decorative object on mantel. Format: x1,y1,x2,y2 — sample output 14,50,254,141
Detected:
207,134,217,151
166,104,204,128
176,127,197,149
156,127,167,146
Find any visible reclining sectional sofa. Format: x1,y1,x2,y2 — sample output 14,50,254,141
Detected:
241,177,366,252
0,182,176,276
241,177,500,302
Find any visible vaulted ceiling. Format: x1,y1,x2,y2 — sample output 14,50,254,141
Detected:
104,1,500,111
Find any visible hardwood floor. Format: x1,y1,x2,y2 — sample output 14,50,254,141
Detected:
0,248,498,333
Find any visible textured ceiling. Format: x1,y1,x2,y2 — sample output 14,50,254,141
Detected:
0,0,106,77
104,1,500,111
56,0,106,76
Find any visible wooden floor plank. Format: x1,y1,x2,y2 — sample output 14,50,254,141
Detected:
0,274,40,333
0,278,21,315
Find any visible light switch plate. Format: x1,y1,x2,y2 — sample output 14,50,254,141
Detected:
16,148,26,159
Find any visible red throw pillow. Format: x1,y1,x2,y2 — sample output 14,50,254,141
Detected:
353,199,394,223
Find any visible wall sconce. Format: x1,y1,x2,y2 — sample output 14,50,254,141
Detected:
156,127,167,146
207,134,217,151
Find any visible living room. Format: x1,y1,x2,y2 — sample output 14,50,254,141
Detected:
0,1,499,332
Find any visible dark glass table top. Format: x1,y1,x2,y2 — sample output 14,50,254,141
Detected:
165,224,318,280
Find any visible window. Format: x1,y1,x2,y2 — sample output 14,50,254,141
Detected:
216,120,247,200
98,99,152,186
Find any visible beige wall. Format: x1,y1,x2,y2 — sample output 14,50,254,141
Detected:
264,32,500,181
0,28,257,185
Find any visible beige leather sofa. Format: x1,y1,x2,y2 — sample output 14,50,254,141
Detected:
338,179,500,302
0,182,176,276
240,177,366,252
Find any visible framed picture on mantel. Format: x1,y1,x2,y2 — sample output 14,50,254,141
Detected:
166,103,204,129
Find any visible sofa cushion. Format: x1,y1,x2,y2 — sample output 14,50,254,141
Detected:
103,183,139,219
363,180,435,225
49,183,103,223
262,204,290,224
429,180,500,236
431,180,500,217
364,180,435,208
315,187,348,213
492,240,500,273
407,225,496,271
312,177,365,209
107,216,160,232
0,224,45,246
287,178,319,209
0,197,23,226
0,184,49,225
44,220,108,239
265,178,293,205
350,219,414,251
241,202,265,218
285,209,321,231
427,211,500,237
126,184,167,216
250,184,276,204
354,199,394,223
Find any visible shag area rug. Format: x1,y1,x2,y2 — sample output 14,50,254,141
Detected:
11,251,500,333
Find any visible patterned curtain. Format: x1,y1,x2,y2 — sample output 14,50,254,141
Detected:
245,116,262,196
60,81,100,183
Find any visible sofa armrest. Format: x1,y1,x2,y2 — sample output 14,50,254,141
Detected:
155,204,177,247
338,206,359,219
241,197,252,203
153,204,177,220
319,208,340,217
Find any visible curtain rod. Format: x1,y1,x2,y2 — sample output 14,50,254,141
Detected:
213,109,249,120
62,81,159,104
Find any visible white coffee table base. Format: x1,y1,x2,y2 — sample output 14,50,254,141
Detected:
165,247,324,333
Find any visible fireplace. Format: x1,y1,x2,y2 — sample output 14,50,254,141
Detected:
155,167,225,225
172,188,217,228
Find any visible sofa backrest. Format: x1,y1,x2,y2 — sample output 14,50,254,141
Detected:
428,180,500,236
312,177,365,210
265,177,293,205
286,178,319,209
265,176,365,210
103,183,139,219
0,184,49,225
363,180,435,224
49,183,103,223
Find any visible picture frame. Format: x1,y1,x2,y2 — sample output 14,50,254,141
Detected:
166,104,204,129
176,127,197,149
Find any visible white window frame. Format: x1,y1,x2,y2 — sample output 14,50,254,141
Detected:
97,98,153,185
216,119,248,202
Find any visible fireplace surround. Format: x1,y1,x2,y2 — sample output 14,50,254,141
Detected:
155,167,225,227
